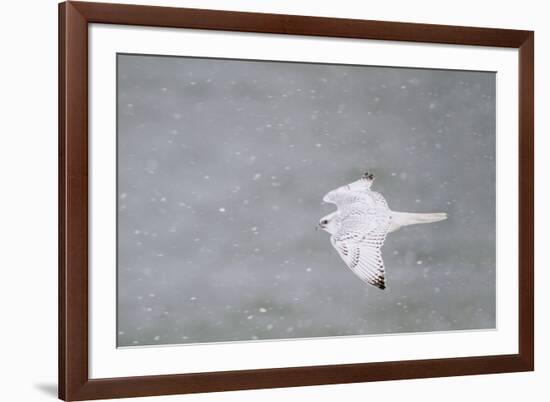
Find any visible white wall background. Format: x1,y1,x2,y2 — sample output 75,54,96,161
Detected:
0,0,545,401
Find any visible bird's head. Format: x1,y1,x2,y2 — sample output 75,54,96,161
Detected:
317,212,337,234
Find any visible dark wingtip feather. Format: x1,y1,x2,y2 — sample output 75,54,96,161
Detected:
362,171,375,181
371,278,386,290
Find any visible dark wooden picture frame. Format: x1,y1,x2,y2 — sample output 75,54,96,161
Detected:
59,1,534,400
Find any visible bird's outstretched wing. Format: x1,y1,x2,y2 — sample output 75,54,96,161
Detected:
323,172,375,208
324,172,392,289
330,223,389,290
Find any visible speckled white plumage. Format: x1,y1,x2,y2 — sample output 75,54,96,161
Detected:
319,173,447,290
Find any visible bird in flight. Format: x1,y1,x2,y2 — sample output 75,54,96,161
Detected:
318,172,447,290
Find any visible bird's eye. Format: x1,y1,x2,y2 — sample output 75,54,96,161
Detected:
321,220,328,225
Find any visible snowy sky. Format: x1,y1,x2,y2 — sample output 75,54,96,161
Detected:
117,54,496,347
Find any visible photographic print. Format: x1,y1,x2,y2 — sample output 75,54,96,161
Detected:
116,54,496,347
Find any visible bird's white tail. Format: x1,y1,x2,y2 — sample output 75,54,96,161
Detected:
389,211,447,233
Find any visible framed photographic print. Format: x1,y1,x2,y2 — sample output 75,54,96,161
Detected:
59,1,534,400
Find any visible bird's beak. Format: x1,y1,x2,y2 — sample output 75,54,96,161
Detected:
315,224,322,231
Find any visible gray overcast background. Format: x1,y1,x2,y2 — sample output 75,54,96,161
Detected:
117,54,496,347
